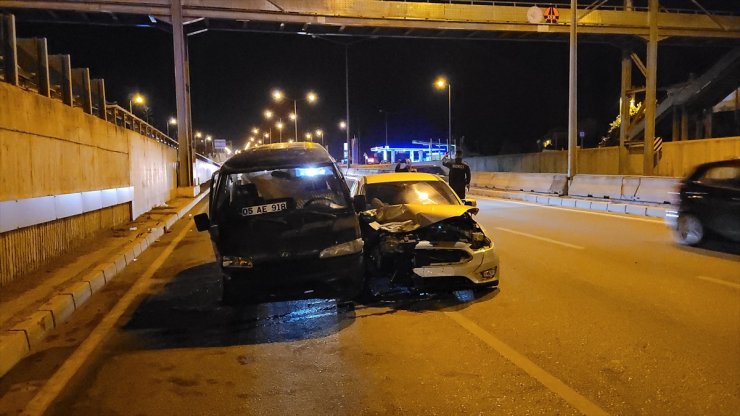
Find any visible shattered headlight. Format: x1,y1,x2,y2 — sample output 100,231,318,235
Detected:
319,238,364,259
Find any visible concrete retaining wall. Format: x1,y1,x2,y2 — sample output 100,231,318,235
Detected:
0,83,178,286
466,137,740,177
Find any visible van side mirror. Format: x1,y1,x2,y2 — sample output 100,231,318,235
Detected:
193,213,210,232
353,195,367,212
464,198,477,207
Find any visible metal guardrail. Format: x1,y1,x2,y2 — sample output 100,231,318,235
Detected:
385,1,737,16
0,14,181,150
106,105,178,148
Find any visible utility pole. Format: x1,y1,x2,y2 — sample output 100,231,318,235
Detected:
567,0,578,180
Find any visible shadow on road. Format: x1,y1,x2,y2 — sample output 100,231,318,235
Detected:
676,238,740,258
124,262,492,350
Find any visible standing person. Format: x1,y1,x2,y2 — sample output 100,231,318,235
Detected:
395,158,412,172
442,150,471,199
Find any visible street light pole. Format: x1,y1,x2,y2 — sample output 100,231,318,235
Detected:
345,45,351,167
293,99,299,143
447,83,452,153
379,109,389,147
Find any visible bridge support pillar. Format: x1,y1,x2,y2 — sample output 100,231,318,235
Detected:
643,0,658,176
172,0,194,188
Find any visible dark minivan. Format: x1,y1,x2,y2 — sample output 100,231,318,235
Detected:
194,142,364,303
672,158,740,246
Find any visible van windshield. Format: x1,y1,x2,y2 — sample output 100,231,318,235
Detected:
214,163,350,221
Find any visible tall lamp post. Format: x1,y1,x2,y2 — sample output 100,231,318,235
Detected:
434,77,452,154
378,109,391,147
129,92,145,114
272,89,318,144
166,117,177,137
315,129,324,146
276,120,284,142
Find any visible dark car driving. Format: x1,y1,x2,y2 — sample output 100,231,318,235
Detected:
671,159,740,246
194,142,364,303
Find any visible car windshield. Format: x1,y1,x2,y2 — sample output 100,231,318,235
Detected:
365,180,459,207
214,163,350,218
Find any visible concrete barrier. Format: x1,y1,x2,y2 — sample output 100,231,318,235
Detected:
634,177,681,205
470,172,495,188
569,175,624,199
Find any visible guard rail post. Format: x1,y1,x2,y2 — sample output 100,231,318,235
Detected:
1,14,18,85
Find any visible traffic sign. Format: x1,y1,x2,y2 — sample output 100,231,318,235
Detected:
213,139,226,150
544,7,559,23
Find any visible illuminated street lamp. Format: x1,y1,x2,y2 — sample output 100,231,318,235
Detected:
272,89,318,146
433,76,452,152
276,120,284,142
251,127,259,135
166,117,177,137
305,132,313,141
339,120,346,130
315,129,324,145
264,110,273,119
129,92,145,114
205,134,212,155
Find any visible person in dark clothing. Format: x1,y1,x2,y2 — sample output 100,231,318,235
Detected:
395,159,412,172
442,150,471,199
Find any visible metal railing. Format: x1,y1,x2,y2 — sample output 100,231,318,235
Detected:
384,1,737,16
106,105,178,148
0,14,180,149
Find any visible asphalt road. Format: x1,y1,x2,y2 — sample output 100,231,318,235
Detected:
1,197,738,416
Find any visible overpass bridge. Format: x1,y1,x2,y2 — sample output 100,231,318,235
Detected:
2,0,739,182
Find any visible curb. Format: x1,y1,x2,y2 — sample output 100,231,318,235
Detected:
469,187,670,219
0,190,208,379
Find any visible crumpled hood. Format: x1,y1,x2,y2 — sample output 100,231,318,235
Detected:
367,203,478,233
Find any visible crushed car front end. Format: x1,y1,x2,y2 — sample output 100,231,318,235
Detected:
361,203,499,291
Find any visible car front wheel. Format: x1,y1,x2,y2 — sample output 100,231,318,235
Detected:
676,213,704,246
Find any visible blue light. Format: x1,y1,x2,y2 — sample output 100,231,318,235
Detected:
295,167,328,177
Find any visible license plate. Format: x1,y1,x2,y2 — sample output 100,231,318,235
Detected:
241,202,288,216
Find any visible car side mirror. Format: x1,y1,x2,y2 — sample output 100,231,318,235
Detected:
353,195,367,212
464,198,477,207
193,213,210,232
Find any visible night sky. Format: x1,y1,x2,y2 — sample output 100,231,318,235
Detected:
12,0,736,159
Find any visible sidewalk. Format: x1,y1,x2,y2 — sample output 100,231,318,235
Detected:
469,186,672,219
0,188,209,377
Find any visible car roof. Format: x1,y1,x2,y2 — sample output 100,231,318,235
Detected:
364,172,443,184
220,142,333,173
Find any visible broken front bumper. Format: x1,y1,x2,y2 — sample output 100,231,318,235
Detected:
411,241,500,287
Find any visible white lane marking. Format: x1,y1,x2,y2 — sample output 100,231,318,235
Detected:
22,204,205,416
495,227,585,250
696,275,740,290
445,311,609,416
476,195,665,224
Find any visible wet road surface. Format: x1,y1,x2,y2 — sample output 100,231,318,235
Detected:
1,197,738,415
